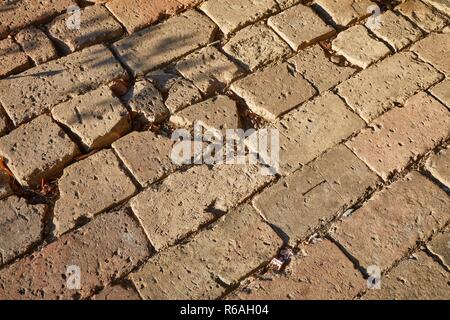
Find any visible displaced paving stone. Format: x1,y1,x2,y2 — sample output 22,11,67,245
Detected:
0,208,150,299
112,131,178,187
92,282,142,300
430,79,450,108
48,5,124,53
364,251,450,300
427,226,450,270
0,44,128,126
254,144,379,244
229,240,365,300
314,0,376,28
54,149,137,235
130,164,271,251
346,92,450,180
223,23,291,71
15,27,58,65
337,52,442,122
412,33,450,75
331,171,450,271
132,204,282,299
112,10,217,76
231,62,316,121
423,0,450,15
268,4,335,50
0,115,79,187
200,0,278,36
332,25,391,69
426,146,450,189
396,0,448,32
0,170,12,200
0,196,46,266
0,38,31,78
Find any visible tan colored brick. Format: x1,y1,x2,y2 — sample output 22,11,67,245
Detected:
0,38,31,78
314,0,376,28
112,10,217,77
423,0,450,15
412,33,450,76
0,115,79,187
347,92,450,180
0,170,12,200
396,0,448,32
229,240,365,300
0,208,150,300
130,164,271,250
54,149,137,235
268,4,335,51
15,27,58,65
331,172,450,271
430,78,450,108
0,44,128,126
223,23,291,71
132,204,282,299
92,282,141,300
426,146,450,189
337,52,442,122
427,226,450,270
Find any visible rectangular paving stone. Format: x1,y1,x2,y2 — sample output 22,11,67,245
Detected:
427,226,450,270
14,26,58,65
132,204,282,299
112,10,217,77
423,0,450,15
0,115,80,187
268,3,335,51
430,78,450,108
0,44,128,126
396,0,448,32
313,0,376,28
346,92,450,180
231,62,316,121
54,149,138,235
331,171,450,271
412,33,450,75
0,208,151,300
337,52,443,122
426,146,450,189
0,38,31,78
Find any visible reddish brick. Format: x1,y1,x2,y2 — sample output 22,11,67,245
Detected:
14,27,58,65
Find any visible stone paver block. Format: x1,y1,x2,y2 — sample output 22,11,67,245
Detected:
92,282,142,300
396,0,448,32
54,149,137,235
331,172,450,271
426,146,450,189
165,78,203,113
314,0,376,28
15,26,58,65
0,44,128,126
412,33,450,75
0,38,31,78
0,170,12,200
423,0,450,15
337,52,442,122
268,4,335,50
231,62,316,121
223,23,291,71
427,227,450,270
0,208,150,299
112,10,217,76
0,115,80,187
430,79,450,108
347,92,450,180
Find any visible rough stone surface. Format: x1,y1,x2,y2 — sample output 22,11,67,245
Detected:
314,0,376,28
0,38,31,78
430,79,450,108
92,282,142,300
412,33,450,75
396,0,448,32
427,226,450,270
426,146,450,189
164,78,203,114
15,26,58,65
423,0,450,15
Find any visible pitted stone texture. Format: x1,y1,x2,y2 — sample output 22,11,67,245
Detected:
112,10,217,76
268,4,335,50
130,164,271,251
426,147,450,189
423,0,450,15
132,204,282,299
0,208,150,300
52,86,131,151
412,33,450,76
363,251,450,300
54,149,137,235
427,226,450,270
0,170,11,200
430,79,450,108
366,11,422,52
200,0,278,36
0,44,128,126
314,0,376,28
396,0,448,32
0,196,46,266
48,5,124,53
229,240,365,300
231,62,316,121
92,282,142,300
275,92,365,174
112,131,178,187
331,172,450,271
15,27,58,65
275,0,303,9
288,45,355,92
254,145,379,245
223,23,291,71
337,52,442,122
175,46,244,95
0,115,79,187
346,92,450,180
0,38,31,78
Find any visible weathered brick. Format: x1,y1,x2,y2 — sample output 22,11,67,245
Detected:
423,0,450,15
15,26,58,65
0,44,128,126
0,170,12,200
412,33,450,75
48,5,124,53
426,146,450,189
396,0,448,32
231,62,316,121
331,172,450,271
228,240,365,300
268,4,335,51
130,164,271,250
223,23,291,71
337,52,442,122
131,204,282,299
314,0,376,28
346,92,450,180
0,115,79,187
51,86,131,151
92,282,142,300
0,208,150,300
0,38,31,78
54,149,137,235
427,226,450,270
200,0,278,36
112,10,217,77
430,78,450,108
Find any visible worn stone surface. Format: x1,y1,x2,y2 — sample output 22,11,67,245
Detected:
0,38,31,78
412,33,450,75
314,0,376,28
396,0,448,32
427,226,450,270
92,282,142,300
15,26,58,65
54,149,137,235
423,0,450,15
430,79,450,108
426,146,450,189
